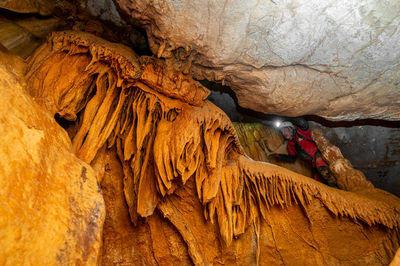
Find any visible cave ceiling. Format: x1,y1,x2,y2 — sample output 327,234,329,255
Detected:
113,0,400,121
1,0,399,121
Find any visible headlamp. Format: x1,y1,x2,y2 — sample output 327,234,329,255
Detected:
274,120,282,128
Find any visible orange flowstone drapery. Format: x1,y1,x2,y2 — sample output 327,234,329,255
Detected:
26,31,400,265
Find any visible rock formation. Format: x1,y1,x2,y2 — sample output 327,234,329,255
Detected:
0,51,104,264
23,31,400,264
312,126,375,191
321,125,400,196
114,0,400,121
0,0,55,15
391,248,400,266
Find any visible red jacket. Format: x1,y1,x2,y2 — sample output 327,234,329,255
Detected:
287,127,327,168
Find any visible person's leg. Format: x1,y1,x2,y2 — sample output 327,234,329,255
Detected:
314,151,338,188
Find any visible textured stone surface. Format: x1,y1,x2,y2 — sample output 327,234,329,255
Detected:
116,0,400,120
0,52,105,264
0,16,41,59
391,248,400,265
14,16,63,39
0,14,65,59
312,127,374,191
96,147,400,265
25,31,400,264
0,0,54,15
87,0,124,26
0,5,398,265
98,148,400,265
95,148,191,265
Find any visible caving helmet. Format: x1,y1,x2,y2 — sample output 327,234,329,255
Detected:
279,121,295,131
278,121,295,139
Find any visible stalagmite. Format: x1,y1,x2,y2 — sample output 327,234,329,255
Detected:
312,126,375,191
26,31,400,265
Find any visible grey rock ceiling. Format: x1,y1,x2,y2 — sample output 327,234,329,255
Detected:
114,0,400,121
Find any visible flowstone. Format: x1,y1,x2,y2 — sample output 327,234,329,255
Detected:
25,31,400,265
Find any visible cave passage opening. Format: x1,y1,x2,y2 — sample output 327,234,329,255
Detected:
203,79,400,196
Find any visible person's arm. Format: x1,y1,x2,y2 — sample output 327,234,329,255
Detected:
272,153,296,163
271,141,297,163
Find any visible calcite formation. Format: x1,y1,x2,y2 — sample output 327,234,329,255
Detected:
0,51,104,264
312,127,375,191
25,31,400,265
115,0,400,121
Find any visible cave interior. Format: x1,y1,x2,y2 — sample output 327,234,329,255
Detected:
0,0,400,265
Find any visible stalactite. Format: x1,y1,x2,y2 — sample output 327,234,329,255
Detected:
26,31,400,252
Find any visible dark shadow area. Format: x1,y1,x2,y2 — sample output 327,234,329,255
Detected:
304,115,400,128
0,3,152,57
54,113,75,129
0,7,51,19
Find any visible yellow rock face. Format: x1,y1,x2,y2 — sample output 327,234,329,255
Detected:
0,52,105,264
